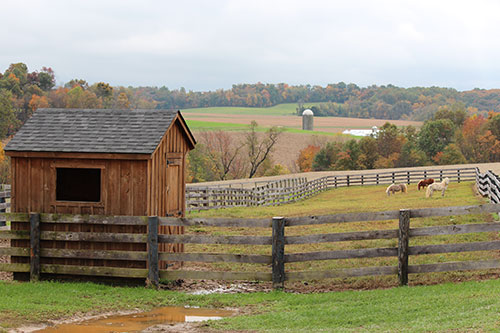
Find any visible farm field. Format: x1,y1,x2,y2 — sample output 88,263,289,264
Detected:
182,103,423,170
183,112,423,133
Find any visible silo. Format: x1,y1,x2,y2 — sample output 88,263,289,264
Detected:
302,109,314,131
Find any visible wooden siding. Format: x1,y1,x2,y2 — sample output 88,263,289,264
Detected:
148,119,190,268
11,157,149,271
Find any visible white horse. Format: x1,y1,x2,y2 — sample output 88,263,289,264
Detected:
386,183,407,196
426,177,450,197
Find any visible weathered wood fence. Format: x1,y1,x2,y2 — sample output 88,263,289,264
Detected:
186,167,477,211
476,170,500,203
2,203,500,288
0,184,10,227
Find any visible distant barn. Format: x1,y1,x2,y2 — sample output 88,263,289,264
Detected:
4,108,196,279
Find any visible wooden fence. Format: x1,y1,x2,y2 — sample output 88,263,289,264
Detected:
186,167,478,211
0,184,10,227
476,170,500,204
2,203,500,288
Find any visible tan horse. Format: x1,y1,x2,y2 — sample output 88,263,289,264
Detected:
426,178,450,197
386,183,408,196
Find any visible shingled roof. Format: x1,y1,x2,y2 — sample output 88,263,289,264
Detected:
5,108,194,154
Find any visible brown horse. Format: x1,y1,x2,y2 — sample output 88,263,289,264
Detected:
417,178,434,190
386,183,408,196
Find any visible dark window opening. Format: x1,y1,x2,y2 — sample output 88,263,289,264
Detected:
56,168,101,202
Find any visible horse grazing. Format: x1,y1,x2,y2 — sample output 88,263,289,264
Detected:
426,177,450,197
417,178,434,190
386,183,408,196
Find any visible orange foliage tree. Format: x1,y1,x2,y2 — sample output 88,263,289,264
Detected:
297,145,320,172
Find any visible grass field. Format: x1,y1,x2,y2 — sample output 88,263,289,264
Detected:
1,182,500,331
185,119,346,137
2,279,500,331
183,181,500,290
182,103,298,116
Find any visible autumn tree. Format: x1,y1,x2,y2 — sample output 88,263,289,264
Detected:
116,92,131,109
297,145,320,172
245,121,282,178
199,131,244,180
376,122,404,157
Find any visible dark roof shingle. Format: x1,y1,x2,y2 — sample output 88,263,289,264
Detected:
5,108,181,154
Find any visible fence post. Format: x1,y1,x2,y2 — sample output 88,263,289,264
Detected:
376,174,379,185
407,171,410,184
335,176,337,188
440,170,443,182
392,172,395,183
147,216,159,288
361,174,364,185
347,175,350,187
29,213,40,282
272,216,285,290
457,169,461,183
398,209,410,286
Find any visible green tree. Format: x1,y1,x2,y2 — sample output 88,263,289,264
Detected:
0,90,19,139
418,119,455,159
376,122,404,157
434,143,467,165
358,136,379,169
312,142,343,171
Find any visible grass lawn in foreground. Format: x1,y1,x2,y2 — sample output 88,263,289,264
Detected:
1,279,500,331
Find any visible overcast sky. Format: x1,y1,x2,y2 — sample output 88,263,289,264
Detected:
2,0,500,91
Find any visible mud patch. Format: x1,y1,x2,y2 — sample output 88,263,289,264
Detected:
30,306,233,333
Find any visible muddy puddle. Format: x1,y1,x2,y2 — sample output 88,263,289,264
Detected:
35,306,233,332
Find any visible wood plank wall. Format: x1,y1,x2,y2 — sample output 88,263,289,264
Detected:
10,157,149,272
148,119,190,268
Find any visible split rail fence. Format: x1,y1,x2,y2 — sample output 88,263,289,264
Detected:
476,170,500,204
186,167,477,211
2,203,500,289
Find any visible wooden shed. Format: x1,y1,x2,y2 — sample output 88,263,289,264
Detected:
4,108,196,279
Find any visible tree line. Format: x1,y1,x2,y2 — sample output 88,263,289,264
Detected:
3,62,500,140
297,106,500,173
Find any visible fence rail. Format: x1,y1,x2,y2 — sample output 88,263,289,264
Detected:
0,185,10,227
186,167,477,211
1,202,500,288
476,170,500,203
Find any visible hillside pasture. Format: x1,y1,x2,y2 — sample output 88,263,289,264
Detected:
183,181,500,291
182,104,423,171
183,112,422,134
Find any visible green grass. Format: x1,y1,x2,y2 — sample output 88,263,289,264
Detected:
187,181,483,219
185,119,346,137
181,103,298,116
2,279,500,331
183,182,500,289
